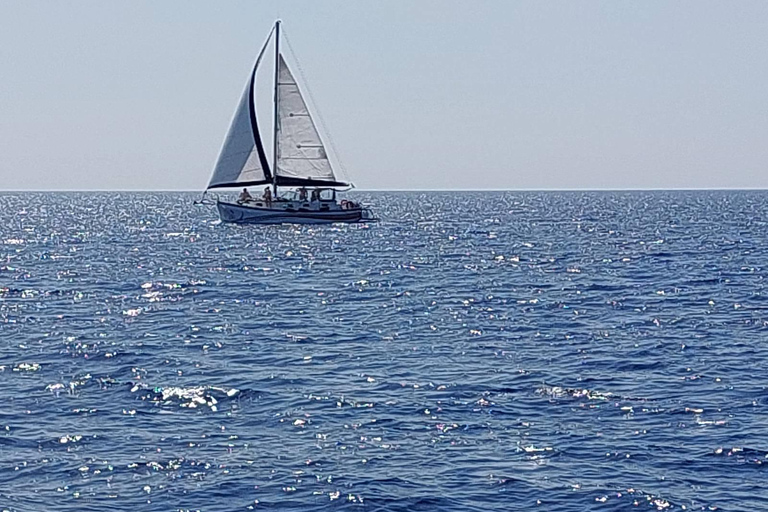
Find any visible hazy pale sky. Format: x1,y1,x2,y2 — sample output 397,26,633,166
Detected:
1,0,767,190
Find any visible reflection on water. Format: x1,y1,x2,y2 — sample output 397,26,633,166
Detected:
1,191,768,511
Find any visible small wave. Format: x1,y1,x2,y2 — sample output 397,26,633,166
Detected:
129,383,240,412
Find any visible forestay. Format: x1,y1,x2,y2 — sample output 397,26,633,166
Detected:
275,54,347,187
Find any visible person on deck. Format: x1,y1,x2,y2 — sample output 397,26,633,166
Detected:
238,188,252,203
298,187,308,202
263,187,273,206
310,189,320,202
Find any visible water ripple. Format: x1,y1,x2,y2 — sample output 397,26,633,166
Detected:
1,191,768,511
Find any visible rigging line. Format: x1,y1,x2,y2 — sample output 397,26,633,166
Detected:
281,27,353,186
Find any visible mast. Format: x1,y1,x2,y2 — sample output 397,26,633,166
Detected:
272,20,281,198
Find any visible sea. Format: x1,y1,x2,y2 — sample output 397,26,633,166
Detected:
1,190,767,512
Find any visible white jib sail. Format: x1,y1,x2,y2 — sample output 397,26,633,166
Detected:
207,27,275,190
207,75,268,189
275,54,337,183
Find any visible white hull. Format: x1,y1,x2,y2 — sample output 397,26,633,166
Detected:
216,200,372,225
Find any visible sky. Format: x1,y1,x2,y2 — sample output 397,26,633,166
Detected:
1,0,767,191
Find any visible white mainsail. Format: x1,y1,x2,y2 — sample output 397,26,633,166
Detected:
275,54,343,186
207,31,273,190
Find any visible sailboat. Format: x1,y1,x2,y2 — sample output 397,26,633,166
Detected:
200,20,374,224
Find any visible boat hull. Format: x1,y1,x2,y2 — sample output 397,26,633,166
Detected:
216,201,370,225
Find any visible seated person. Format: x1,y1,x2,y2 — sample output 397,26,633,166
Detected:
238,188,252,203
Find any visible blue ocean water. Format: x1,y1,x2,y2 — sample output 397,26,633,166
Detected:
1,190,768,511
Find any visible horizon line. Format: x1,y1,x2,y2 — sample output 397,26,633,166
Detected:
2,187,768,193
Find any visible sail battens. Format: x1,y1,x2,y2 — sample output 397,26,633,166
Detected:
274,53,341,185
